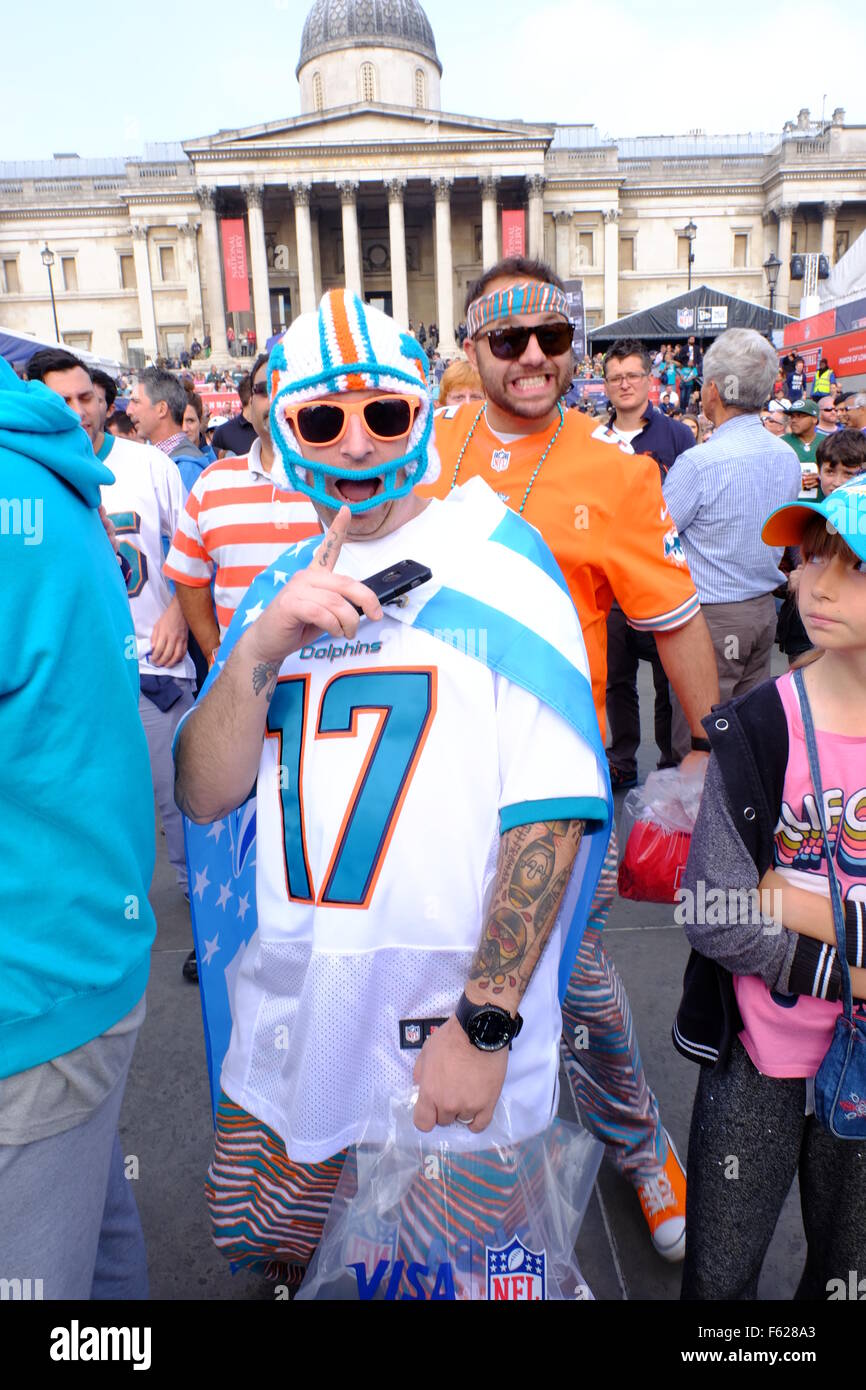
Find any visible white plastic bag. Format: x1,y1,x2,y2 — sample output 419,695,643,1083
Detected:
622,765,705,837
296,1098,602,1301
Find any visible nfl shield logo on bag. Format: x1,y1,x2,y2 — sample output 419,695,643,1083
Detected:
343,1216,399,1274
490,449,511,473
486,1237,546,1300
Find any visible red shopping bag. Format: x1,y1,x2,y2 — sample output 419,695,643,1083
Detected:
616,767,703,904
617,818,691,903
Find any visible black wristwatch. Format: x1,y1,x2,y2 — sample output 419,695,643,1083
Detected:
455,993,523,1052
690,735,712,753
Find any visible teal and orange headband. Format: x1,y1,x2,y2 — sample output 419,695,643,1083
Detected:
466,281,570,338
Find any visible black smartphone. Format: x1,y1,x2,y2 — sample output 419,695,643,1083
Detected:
355,559,432,614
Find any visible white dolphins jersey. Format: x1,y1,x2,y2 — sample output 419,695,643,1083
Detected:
220,483,608,1162
99,435,194,680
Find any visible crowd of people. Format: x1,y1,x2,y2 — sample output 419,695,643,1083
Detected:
3,252,866,1307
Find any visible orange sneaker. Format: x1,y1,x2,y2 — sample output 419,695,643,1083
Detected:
636,1128,686,1262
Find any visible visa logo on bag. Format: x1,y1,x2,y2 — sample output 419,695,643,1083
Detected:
346,1259,456,1300
486,1238,547,1300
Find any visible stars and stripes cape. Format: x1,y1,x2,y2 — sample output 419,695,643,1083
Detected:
182,479,613,1117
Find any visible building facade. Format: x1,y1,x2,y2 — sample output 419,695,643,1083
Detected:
2,0,865,363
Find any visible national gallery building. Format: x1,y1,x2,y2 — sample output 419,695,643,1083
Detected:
2,0,865,363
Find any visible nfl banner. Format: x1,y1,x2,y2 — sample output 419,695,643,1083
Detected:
676,308,695,329
562,279,587,359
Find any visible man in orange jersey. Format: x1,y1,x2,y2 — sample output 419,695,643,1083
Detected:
425,256,720,1262
164,353,320,662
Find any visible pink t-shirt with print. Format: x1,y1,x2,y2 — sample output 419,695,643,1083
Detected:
734,671,866,1078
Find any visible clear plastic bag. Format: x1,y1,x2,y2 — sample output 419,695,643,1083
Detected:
617,766,704,904
296,1097,602,1301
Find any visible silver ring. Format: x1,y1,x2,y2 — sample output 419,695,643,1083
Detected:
454,1114,474,1126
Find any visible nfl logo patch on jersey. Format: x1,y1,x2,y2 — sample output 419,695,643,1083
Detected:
490,449,511,473
486,1236,546,1300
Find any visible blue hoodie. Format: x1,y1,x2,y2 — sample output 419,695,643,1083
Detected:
0,358,156,1078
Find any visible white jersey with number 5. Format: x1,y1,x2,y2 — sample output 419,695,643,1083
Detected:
220,482,609,1162
99,435,194,679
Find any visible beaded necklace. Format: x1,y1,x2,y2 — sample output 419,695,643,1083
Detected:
449,401,566,515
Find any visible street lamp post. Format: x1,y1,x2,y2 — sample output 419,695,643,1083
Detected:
763,251,782,315
41,245,60,341
684,220,697,293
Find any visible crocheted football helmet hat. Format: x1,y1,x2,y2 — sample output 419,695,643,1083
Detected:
268,289,440,514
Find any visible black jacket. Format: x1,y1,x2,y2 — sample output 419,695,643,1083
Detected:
607,402,696,475
673,679,786,1068
671,676,864,1068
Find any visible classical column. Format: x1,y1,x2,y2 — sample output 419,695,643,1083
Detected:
761,210,775,264
433,177,456,354
776,203,796,313
386,177,409,329
197,186,229,356
526,174,546,259
130,225,158,362
311,207,323,303
338,181,362,297
603,209,620,324
291,184,317,317
480,173,500,268
177,220,204,343
552,210,572,281
245,185,272,349
822,200,842,263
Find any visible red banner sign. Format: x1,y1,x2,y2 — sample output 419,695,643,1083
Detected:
220,219,250,314
777,326,866,382
501,210,526,258
198,390,242,417
823,327,866,377
782,307,837,348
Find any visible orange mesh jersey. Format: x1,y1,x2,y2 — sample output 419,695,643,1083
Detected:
425,404,699,739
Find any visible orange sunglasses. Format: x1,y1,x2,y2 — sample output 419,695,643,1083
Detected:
283,394,420,447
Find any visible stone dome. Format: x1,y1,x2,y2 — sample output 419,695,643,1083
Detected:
297,0,442,77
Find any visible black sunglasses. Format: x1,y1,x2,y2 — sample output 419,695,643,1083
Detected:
479,321,575,361
251,381,269,398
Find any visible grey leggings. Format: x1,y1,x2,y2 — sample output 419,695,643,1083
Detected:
682,1037,866,1300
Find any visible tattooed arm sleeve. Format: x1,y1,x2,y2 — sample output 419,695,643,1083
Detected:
467,819,585,1012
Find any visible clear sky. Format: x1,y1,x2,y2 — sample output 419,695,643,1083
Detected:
4,0,864,161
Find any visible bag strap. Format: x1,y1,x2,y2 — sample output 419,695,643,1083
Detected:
792,667,853,1018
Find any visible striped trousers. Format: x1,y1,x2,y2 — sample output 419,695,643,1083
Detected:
207,1095,555,1289
206,1094,347,1289
560,824,666,1184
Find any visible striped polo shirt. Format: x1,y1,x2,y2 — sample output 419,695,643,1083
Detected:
163,438,321,635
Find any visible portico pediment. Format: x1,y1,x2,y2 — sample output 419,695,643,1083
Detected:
183,103,553,161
